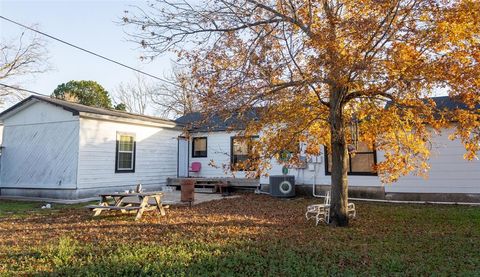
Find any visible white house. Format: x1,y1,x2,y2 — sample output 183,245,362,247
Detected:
175,96,480,202
0,95,478,201
0,95,183,199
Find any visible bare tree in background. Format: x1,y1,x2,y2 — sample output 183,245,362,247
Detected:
0,31,49,106
151,67,198,119
114,75,153,115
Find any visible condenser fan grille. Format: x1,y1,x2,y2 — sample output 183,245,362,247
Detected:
269,175,295,198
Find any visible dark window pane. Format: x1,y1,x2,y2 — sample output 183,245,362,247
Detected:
234,155,249,164
194,138,206,151
356,141,373,153
192,137,207,157
233,139,249,155
118,152,133,169
231,137,258,171
326,143,376,174
350,153,375,172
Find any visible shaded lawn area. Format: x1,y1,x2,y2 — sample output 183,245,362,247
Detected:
0,194,479,276
0,200,96,218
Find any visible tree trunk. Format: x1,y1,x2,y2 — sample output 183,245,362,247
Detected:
329,87,349,227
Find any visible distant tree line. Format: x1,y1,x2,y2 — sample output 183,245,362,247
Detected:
51,72,198,118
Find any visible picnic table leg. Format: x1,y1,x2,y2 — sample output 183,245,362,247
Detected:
93,196,109,216
113,196,124,206
135,196,149,220
154,195,166,216
112,196,129,213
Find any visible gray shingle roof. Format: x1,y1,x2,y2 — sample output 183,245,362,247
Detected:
386,96,479,111
179,97,478,131
429,96,479,110
0,95,182,127
175,108,260,132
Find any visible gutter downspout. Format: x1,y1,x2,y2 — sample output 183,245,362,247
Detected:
312,163,323,197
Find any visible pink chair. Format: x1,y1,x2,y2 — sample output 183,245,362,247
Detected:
189,162,202,173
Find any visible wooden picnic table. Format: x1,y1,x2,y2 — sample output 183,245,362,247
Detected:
86,191,166,220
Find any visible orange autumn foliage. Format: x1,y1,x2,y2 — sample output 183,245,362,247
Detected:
126,0,479,225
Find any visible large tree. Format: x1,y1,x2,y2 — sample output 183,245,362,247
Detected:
52,80,113,109
125,0,479,226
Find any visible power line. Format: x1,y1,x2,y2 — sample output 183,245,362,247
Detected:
0,83,47,96
0,15,174,84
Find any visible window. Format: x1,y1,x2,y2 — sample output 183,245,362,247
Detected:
231,136,259,171
325,142,377,176
192,137,207,157
116,133,136,173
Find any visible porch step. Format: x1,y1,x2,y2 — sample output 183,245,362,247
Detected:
194,187,217,194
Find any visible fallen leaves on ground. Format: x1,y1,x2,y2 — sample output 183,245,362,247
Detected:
0,194,479,276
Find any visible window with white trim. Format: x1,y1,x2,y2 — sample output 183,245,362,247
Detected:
116,133,135,173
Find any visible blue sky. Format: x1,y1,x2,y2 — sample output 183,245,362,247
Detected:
0,0,174,109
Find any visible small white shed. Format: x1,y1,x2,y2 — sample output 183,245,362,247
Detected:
0,95,183,199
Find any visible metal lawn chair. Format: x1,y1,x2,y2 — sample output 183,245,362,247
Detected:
305,191,331,225
306,191,356,225
347,202,356,219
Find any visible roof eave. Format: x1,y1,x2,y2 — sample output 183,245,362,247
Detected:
79,112,184,129
0,96,39,121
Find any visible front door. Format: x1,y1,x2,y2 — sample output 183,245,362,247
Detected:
177,137,189,177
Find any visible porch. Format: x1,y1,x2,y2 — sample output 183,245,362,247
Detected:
167,177,259,192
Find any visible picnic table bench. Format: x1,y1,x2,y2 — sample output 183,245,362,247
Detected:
86,191,166,220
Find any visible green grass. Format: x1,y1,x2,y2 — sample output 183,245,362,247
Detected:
0,200,96,217
0,200,42,214
1,194,479,276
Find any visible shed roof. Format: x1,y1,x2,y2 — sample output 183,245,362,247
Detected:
0,95,182,128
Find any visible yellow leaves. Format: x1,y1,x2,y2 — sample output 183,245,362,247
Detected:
359,100,445,183
385,42,427,82
436,0,480,44
451,109,480,161
162,0,480,184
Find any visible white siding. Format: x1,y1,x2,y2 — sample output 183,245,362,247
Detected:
385,128,480,194
189,131,383,183
77,118,180,189
261,129,480,193
0,102,79,189
260,146,383,187
192,128,479,194
189,132,250,178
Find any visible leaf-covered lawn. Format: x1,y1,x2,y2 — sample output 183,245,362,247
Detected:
0,194,479,276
